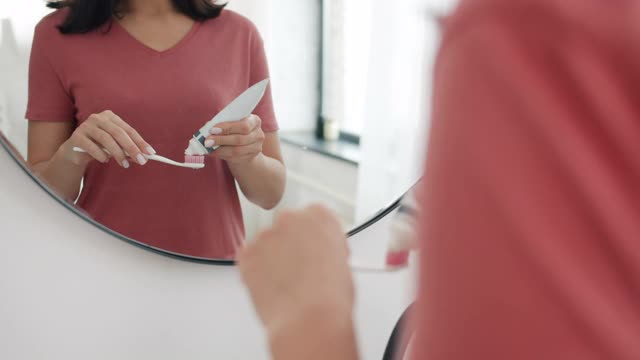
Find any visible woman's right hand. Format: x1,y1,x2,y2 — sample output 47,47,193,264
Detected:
62,110,156,168
238,205,354,334
237,205,358,360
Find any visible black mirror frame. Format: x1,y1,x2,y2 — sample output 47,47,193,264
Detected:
1,133,415,265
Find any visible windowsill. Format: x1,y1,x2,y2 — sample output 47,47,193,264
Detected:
280,131,360,166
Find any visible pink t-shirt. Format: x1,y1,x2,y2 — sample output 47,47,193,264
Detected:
416,0,640,359
26,9,278,259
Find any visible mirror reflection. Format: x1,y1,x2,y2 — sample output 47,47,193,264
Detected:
0,0,448,260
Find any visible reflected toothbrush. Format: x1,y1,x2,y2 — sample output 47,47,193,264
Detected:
349,203,418,273
72,147,205,170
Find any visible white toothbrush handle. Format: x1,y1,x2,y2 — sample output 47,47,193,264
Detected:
146,154,204,169
72,147,204,169
73,146,121,156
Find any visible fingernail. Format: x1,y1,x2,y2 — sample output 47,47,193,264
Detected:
204,139,215,147
136,154,147,165
122,160,130,169
210,127,222,135
146,146,156,155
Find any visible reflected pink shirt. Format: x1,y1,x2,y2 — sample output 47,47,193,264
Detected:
26,9,278,259
417,0,640,359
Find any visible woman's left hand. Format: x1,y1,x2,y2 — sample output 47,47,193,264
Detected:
204,114,265,164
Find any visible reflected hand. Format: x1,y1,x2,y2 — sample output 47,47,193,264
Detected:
63,110,155,168
204,114,265,164
238,205,354,336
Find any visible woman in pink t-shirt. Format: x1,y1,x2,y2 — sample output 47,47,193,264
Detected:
26,0,286,259
238,0,640,359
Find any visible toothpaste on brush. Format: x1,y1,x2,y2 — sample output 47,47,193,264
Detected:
385,185,421,268
184,79,270,156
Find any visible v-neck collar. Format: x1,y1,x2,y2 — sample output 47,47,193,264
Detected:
111,18,201,56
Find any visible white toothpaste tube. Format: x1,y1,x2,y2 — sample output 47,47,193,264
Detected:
185,79,269,156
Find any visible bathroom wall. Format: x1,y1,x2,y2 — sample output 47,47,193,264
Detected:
0,2,50,55
0,18,29,156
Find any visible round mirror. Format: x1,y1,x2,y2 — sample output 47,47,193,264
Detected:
0,0,451,262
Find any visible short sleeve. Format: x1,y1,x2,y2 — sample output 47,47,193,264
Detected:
249,27,278,132
25,22,75,122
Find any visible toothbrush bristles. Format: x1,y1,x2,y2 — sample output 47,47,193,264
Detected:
185,155,205,164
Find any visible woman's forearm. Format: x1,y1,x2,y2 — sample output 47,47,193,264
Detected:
30,143,86,202
269,305,359,360
228,153,286,210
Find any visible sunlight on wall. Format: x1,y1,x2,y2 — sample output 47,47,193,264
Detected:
0,1,52,54
0,0,49,157
355,0,460,220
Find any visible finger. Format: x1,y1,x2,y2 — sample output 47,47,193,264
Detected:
273,209,299,227
104,111,156,155
237,228,275,277
97,116,147,165
308,204,338,224
206,133,256,147
246,114,261,131
86,127,129,168
213,144,260,160
213,115,261,136
207,126,264,147
308,205,350,256
236,245,253,279
75,135,109,163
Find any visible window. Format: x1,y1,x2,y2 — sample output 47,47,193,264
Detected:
320,0,458,143
321,0,373,141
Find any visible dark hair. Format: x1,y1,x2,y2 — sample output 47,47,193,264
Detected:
46,0,226,34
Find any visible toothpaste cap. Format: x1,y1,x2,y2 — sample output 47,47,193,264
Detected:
184,138,208,156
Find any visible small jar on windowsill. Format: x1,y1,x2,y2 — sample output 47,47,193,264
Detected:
323,118,340,141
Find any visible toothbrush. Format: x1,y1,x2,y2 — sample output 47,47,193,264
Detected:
73,80,269,168
384,205,417,268
72,147,205,170
184,79,270,162
349,260,407,273
349,204,418,273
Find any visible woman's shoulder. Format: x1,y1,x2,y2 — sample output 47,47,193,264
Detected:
34,8,69,41
449,0,633,29
207,8,261,35
445,0,638,52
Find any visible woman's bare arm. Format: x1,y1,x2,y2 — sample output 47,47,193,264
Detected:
27,111,155,201
28,121,86,201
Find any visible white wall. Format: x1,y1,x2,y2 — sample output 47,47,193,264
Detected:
0,18,33,157
0,1,51,156
0,1,50,55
